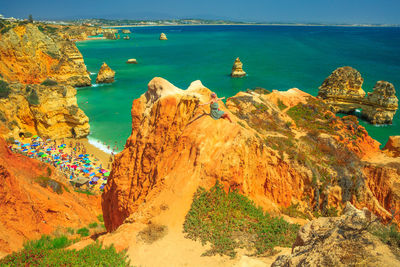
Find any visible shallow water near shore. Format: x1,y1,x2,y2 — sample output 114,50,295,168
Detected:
76,25,400,149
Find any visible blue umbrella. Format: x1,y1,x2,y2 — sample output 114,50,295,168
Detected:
22,148,28,152
82,169,89,173
22,144,30,147
91,177,99,182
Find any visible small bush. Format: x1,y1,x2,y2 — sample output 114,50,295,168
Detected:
76,227,90,237
281,203,312,220
68,105,79,116
35,176,63,194
24,235,71,250
6,137,16,144
138,223,168,244
97,214,104,222
74,189,95,195
26,89,39,105
277,99,288,111
88,222,98,229
8,120,18,129
41,78,58,86
0,80,10,98
67,228,75,235
24,132,33,138
0,111,6,122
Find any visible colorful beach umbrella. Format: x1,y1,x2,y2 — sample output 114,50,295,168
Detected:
104,172,110,177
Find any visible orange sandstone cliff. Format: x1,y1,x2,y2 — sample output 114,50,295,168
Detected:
0,132,101,256
102,77,400,236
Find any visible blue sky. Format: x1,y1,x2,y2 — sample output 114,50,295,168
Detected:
1,0,399,24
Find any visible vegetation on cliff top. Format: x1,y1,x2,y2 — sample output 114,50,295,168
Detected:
0,80,10,98
183,182,299,257
0,235,130,266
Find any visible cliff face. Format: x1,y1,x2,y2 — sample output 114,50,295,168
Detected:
318,67,398,124
0,24,91,87
0,133,100,255
102,77,400,233
0,81,89,139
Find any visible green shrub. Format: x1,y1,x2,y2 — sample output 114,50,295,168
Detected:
371,223,400,248
24,132,33,138
183,181,299,257
67,228,75,235
41,78,58,86
281,203,312,220
35,176,63,194
74,189,95,195
26,89,39,105
88,222,98,229
76,227,90,237
97,214,104,222
277,99,288,111
0,80,10,98
0,241,130,266
24,235,71,250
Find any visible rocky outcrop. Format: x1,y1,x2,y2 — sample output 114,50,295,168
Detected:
0,81,90,139
231,57,246,77
101,77,400,233
363,81,399,124
159,33,167,40
122,29,131,34
384,136,400,157
0,23,91,87
103,32,116,40
0,133,101,255
123,36,130,40
272,203,400,267
318,67,398,124
96,62,115,84
126,59,138,64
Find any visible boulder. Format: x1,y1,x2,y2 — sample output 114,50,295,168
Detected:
383,136,400,157
272,203,400,267
126,59,138,64
122,29,131,34
96,62,115,84
231,57,246,77
159,33,167,40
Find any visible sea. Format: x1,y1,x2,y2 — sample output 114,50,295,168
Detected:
75,25,400,152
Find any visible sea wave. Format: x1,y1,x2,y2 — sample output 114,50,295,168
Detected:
88,137,115,154
90,72,97,75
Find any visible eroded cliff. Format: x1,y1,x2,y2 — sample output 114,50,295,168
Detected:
102,77,400,234
0,80,89,139
0,23,91,87
0,131,100,256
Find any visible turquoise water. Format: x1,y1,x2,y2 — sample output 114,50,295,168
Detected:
76,25,400,150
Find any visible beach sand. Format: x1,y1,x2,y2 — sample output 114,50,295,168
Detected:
63,138,114,169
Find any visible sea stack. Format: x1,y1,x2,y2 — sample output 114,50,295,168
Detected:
126,59,138,64
231,57,246,77
318,66,398,124
122,29,131,34
159,33,168,40
96,62,115,84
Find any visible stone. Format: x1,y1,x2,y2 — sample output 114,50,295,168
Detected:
126,59,138,64
122,29,131,34
123,36,130,40
383,136,400,157
159,33,167,40
231,57,246,77
318,67,398,124
0,24,91,87
96,62,115,84
272,203,399,267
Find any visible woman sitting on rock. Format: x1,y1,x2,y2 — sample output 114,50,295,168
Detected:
198,92,232,123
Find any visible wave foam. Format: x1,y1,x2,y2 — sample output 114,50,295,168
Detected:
88,137,115,154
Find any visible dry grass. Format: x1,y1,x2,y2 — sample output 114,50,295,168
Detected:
137,223,168,244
